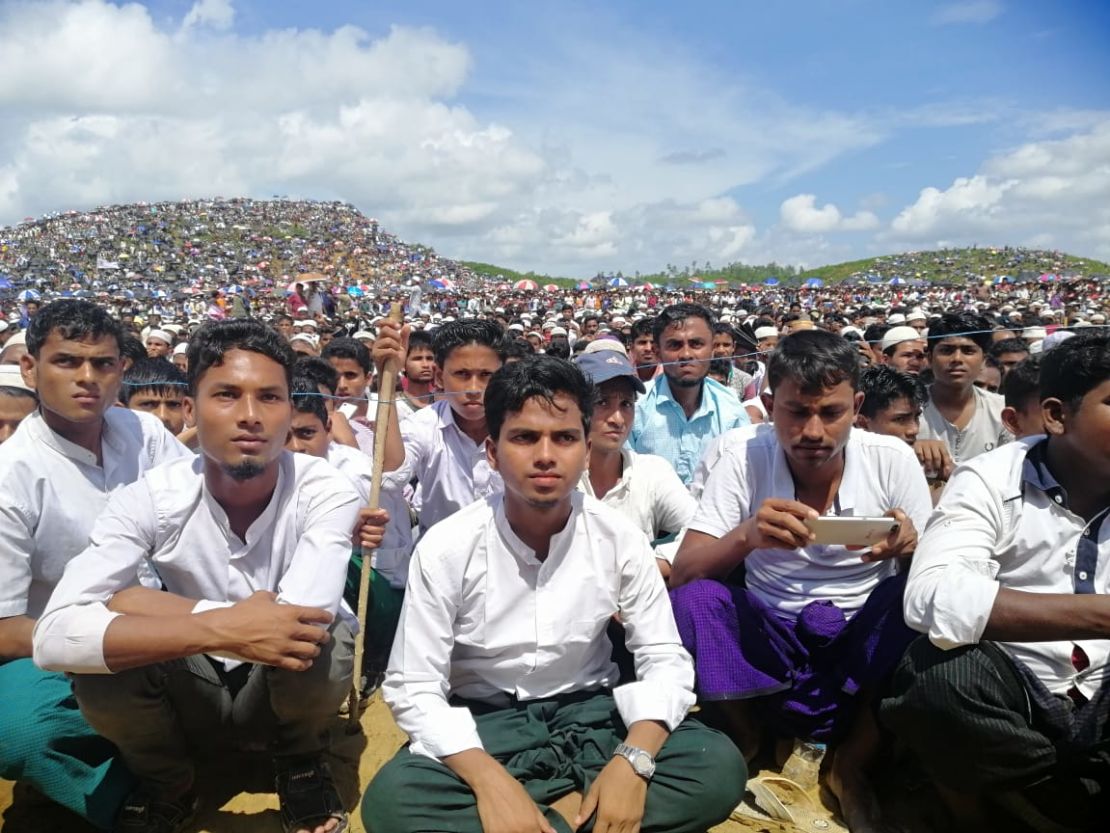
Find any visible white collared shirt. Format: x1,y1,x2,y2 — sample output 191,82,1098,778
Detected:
33,452,362,674
384,492,695,760
0,408,190,621
905,437,1110,699
326,442,414,588
577,449,696,560
398,399,502,533
686,424,933,617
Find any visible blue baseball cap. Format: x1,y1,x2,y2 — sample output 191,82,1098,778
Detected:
575,349,646,394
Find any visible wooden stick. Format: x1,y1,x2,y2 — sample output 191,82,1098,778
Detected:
348,302,403,725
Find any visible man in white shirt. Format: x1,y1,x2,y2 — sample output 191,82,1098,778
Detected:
670,330,932,833
33,320,363,833
376,318,506,534
574,349,696,582
0,300,189,830
882,334,1110,832
361,356,745,833
916,312,1011,468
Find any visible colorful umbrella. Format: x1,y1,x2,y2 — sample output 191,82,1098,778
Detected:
543,284,559,292
513,279,538,291
607,277,628,287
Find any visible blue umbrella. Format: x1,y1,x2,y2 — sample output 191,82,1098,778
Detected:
804,277,824,288
608,277,629,288
763,277,780,286
0,277,12,290
866,274,883,284
17,289,39,302
888,277,906,286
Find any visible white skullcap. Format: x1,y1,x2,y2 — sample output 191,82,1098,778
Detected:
0,365,33,392
754,327,778,340
146,329,173,345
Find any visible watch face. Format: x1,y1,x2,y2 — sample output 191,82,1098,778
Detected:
633,752,652,773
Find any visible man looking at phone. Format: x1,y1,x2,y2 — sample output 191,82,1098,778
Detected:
669,330,932,833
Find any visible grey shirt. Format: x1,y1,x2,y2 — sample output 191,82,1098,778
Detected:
918,384,1011,464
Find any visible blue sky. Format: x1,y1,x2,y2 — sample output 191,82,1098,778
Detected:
2,0,1108,275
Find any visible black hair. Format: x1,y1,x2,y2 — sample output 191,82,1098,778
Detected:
1039,334,1110,410
322,337,371,374
768,329,861,394
863,323,889,346
290,373,329,425
651,303,715,344
546,339,571,360
407,329,434,354
501,338,536,363
859,365,923,419
712,322,738,344
1000,357,1041,411
431,319,505,367
120,335,147,366
927,312,993,353
708,358,732,380
186,319,295,395
484,355,594,441
25,299,124,358
275,313,293,324
294,355,339,395
630,317,655,340
121,358,186,405
989,337,1031,359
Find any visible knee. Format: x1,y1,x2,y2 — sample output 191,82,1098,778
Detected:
669,579,731,619
881,640,982,728
692,729,748,819
269,623,354,719
71,668,149,724
360,756,413,833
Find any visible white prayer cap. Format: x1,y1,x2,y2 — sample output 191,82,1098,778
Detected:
887,313,906,325
172,343,188,356
881,326,923,353
1023,326,1047,341
146,329,173,346
582,337,628,357
907,309,927,322
0,365,33,392
754,326,778,340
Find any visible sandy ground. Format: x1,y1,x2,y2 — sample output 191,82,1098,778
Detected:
0,693,925,833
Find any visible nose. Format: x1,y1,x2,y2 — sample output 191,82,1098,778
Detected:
236,394,261,424
534,437,556,466
802,413,824,441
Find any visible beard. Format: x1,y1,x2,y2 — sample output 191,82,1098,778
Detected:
222,459,267,481
665,370,705,388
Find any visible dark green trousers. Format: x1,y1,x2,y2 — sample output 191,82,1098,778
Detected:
362,690,745,833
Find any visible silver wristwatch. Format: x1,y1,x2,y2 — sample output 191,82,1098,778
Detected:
613,743,656,780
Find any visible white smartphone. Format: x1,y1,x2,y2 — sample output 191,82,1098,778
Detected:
804,516,899,546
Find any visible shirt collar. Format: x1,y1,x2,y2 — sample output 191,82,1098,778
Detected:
493,491,583,567
770,428,858,513
1022,437,1069,507
27,408,111,468
653,374,711,419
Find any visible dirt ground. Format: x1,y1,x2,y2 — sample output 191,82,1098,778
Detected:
0,693,924,833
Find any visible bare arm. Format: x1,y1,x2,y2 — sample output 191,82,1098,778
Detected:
107,587,198,616
0,616,35,661
983,588,1110,643
101,591,333,673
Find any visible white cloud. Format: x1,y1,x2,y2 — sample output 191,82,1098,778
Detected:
931,1,1003,26
181,0,234,31
888,121,1110,259
780,194,878,233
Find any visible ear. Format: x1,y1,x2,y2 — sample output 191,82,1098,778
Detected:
1001,406,1021,437
855,413,870,430
433,363,444,391
18,352,36,390
182,396,197,430
1040,397,1066,437
484,435,499,472
852,390,865,417
760,390,773,417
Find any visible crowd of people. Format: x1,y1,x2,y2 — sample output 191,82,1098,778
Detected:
0,206,1108,833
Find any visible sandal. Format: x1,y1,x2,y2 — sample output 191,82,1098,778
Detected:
731,775,847,832
115,788,198,833
275,757,348,833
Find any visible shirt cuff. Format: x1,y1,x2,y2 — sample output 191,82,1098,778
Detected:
33,605,121,674
0,599,28,618
928,570,1001,650
612,679,695,732
406,705,485,760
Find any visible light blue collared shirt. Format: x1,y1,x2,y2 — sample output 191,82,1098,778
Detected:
630,374,750,485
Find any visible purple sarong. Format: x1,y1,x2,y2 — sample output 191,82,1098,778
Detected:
670,574,915,741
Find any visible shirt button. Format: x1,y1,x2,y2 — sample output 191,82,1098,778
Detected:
1054,495,1063,504
1079,571,1089,581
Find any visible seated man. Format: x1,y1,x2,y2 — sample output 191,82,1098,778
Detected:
670,330,932,832
0,300,189,829
574,349,696,581
362,356,745,833
33,320,366,833
882,334,1110,832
